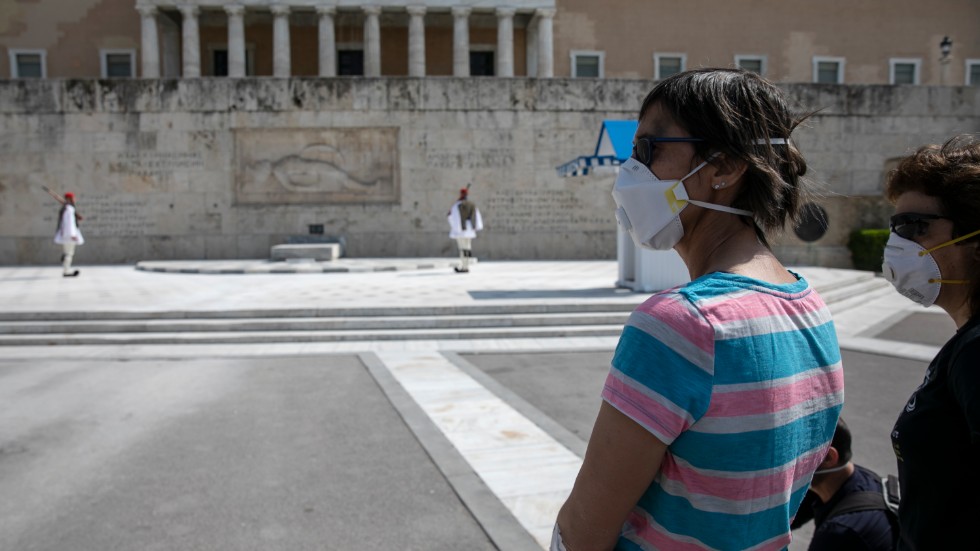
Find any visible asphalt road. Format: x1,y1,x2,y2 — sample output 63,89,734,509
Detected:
0,355,496,551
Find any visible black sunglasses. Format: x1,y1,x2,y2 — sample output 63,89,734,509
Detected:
889,212,948,240
632,136,704,166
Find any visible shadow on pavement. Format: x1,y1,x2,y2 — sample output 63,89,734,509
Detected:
469,288,635,300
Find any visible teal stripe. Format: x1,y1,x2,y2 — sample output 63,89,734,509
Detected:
613,326,712,421
633,483,810,550
672,408,841,472
679,271,810,302
712,321,840,385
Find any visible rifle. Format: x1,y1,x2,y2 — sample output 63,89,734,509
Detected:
42,185,84,221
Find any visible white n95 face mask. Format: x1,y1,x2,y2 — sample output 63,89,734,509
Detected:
611,157,753,250
882,228,979,307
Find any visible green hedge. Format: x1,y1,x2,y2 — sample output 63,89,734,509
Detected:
847,229,890,272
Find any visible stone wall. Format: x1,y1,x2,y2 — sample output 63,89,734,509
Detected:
0,78,978,266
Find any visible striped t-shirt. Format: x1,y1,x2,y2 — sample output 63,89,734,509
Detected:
602,271,843,551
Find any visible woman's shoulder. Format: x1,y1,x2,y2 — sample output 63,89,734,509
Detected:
948,319,980,373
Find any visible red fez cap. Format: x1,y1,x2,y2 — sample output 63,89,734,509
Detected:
459,188,468,196
64,192,75,200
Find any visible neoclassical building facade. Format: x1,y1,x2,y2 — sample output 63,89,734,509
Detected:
2,0,978,84
131,1,557,80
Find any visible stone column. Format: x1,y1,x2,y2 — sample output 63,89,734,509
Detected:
536,8,555,78
452,6,471,77
136,4,160,78
316,5,336,77
363,6,382,77
225,4,246,77
179,4,201,77
495,7,515,77
526,19,538,76
407,5,426,77
271,4,291,77
160,13,181,77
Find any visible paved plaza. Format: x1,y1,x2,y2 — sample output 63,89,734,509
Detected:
0,259,956,550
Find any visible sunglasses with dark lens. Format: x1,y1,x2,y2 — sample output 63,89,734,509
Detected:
632,136,704,166
889,212,949,240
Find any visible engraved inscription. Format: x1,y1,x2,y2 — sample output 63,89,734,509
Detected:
76,194,153,236
425,150,515,169
108,152,205,177
484,189,614,232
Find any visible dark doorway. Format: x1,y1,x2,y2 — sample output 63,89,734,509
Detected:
338,50,364,76
470,51,495,76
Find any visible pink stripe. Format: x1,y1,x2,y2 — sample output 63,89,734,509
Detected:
754,534,793,551
698,291,829,327
634,293,714,354
659,445,827,502
626,512,714,551
705,368,843,418
603,377,690,442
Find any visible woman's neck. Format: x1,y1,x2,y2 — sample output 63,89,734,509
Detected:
677,219,793,284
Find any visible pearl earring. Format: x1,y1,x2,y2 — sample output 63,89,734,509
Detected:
713,181,726,190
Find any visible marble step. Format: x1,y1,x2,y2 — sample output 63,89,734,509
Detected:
0,302,639,322
0,324,625,346
820,275,895,314
0,312,631,335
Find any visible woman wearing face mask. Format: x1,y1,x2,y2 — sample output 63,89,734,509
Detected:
553,68,844,551
883,136,980,550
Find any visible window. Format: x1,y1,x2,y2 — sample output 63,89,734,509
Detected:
571,50,604,78
8,49,46,78
889,58,920,85
470,50,495,76
734,55,766,76
813,56,845,84
967,60,980,86
654,53,685,80
100,49,135,78
337,49,364,76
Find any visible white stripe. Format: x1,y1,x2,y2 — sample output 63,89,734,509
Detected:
657,475,792,516
375,350,582,549
713,362,842,393
693,391,844,434
710,306,833,340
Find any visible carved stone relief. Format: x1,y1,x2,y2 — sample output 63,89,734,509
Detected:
235,127,399,204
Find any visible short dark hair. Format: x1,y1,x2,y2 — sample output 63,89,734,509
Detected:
831,417,853,465
639,68,812,245
886,135,980,317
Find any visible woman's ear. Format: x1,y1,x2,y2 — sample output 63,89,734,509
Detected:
706,154,748,189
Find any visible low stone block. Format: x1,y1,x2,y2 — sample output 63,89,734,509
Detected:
271,243,341,262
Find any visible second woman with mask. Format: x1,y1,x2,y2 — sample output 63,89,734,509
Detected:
882,136,980,550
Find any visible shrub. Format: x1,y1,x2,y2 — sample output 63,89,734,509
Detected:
847,229,890,272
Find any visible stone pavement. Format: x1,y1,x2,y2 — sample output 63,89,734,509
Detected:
0,259,950,550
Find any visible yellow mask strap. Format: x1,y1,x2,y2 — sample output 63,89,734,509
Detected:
918,227,980,256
